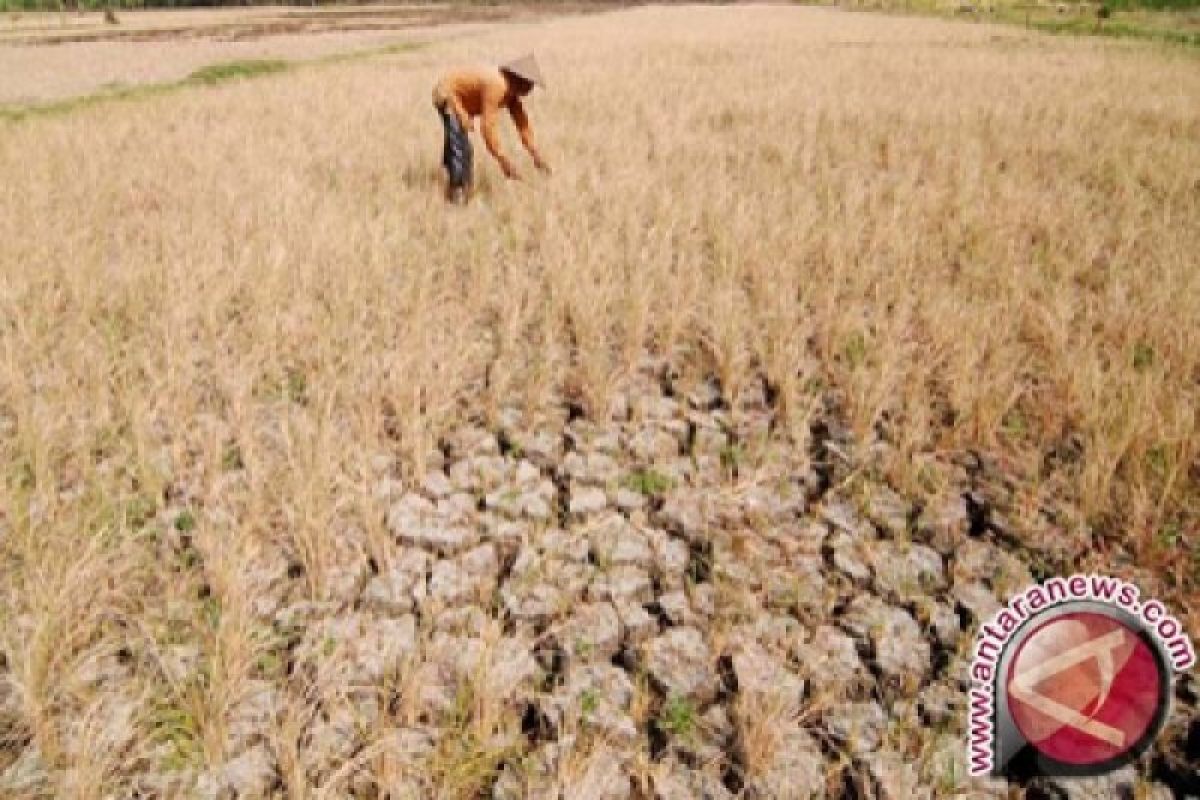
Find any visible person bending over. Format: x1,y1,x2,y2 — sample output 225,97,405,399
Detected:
432,53,551,204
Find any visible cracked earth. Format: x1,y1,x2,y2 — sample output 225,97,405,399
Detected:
1,356,1195,798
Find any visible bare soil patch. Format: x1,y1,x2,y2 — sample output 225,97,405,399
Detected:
0,2,606,104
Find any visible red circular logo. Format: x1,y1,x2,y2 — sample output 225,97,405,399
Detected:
1005,611,1167,767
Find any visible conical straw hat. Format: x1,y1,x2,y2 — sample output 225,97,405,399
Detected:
500,53,545,88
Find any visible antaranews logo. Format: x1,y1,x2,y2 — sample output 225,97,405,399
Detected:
966,574,1195,779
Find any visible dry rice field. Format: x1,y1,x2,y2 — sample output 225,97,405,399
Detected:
0,3,1197,797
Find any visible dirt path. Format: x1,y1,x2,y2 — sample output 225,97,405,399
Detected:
0,3,604,105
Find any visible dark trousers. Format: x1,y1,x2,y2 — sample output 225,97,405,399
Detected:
438,104,473,192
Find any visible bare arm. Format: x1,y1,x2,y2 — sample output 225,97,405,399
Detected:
481,104,518,179
508,97,549,172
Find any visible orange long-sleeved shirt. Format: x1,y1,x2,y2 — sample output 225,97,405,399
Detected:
432,66,545,178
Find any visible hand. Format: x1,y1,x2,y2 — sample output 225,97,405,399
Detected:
536,160,553,175
503,163,522,181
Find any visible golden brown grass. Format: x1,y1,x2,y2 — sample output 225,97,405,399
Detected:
0,4,1197,794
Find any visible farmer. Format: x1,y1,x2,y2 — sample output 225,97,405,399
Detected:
432,54,551,204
